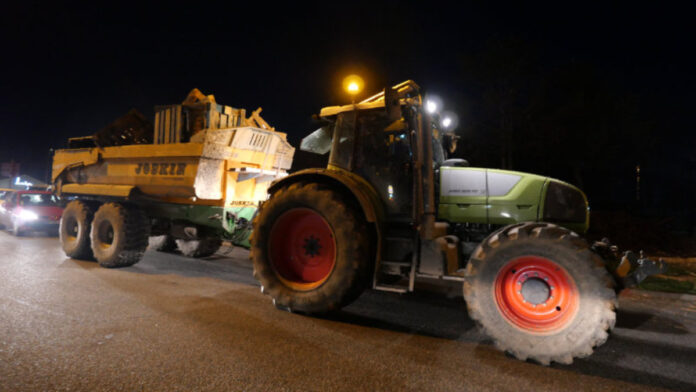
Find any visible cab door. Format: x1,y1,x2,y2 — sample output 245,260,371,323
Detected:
352,111,414,221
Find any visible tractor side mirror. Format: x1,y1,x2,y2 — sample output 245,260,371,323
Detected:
300,126,333,155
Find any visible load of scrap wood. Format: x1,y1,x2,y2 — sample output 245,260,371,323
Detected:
67,88,274,148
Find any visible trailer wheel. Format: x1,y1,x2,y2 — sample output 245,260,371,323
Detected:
91,203,150,268
463,222,617,365
60,200,96,260
175,238,222,258
149,235,177,252
251,182,370,313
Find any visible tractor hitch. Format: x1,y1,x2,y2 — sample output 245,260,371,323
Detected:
592,239,668,287
617,250,667,286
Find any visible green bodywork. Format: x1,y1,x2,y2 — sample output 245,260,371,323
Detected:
274,165,589,236
437,167,589,234
223,206,256,248
139,201,256,248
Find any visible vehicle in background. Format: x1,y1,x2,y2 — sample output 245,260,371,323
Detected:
0,188,14,209
0,190,63,236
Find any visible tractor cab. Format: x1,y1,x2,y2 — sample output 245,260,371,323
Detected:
302,81,434,224
298,81,461,291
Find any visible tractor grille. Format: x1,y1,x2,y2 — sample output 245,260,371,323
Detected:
543,182,587,223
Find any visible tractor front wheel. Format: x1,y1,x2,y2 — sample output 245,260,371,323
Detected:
463,222,617,365
251,183,371,313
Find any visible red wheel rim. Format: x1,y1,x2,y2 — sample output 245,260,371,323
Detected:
494,256,579,333
269,208,336,290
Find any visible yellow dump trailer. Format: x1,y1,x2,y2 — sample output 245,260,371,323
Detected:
52,89,294,267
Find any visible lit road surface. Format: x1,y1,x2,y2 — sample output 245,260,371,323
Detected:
1,233,695,391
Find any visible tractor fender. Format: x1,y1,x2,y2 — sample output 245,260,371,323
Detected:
268,168,385,224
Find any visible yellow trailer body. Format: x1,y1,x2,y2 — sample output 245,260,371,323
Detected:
52,126,294,206
52,90,294,267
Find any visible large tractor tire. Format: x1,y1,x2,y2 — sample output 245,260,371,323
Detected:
60,200,96,260
251,182,371,313
149,235,178,252
176,238,222,258
463,222,617,365
90,203,150,268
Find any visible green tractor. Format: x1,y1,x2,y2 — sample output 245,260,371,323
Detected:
251,81,657,365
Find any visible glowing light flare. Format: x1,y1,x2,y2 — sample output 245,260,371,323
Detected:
424,95,443,114
426,100,438,113
342,74,364,96
18,209,38,221
440,111,459,130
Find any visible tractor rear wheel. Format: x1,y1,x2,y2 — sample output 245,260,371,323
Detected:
149,235,178,252
90,203,150,268
60,200,96,260
251,183,371,313
463,222,617,365
176,238,222,258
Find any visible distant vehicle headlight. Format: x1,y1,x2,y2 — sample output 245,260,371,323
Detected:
18,210,39,221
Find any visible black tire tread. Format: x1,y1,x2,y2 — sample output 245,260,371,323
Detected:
463,222,617,365
149,235,178,252
92,203,150,268
60,200,96,260
176,237,223,258
251,182,370,313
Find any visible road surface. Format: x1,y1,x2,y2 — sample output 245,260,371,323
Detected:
1,232,695,391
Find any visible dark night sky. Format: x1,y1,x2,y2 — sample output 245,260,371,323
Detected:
1,1,694,211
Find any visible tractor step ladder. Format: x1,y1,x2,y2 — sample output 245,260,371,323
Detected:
374,236,417,294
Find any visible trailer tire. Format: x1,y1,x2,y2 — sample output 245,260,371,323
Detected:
176,238,222,258
463,222,617,365
60,200,96,260
149,235,178,252
251,182,371,314
91,203,150,268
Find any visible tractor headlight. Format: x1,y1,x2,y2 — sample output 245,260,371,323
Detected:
18,210,39,221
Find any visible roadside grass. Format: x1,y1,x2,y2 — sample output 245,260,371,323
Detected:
638,257,696,295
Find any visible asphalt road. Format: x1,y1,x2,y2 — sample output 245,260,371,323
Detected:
1,231,695,392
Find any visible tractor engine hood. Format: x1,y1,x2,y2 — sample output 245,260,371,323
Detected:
438,167,589,234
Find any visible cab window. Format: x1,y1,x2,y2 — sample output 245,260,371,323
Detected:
19,193,57,207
